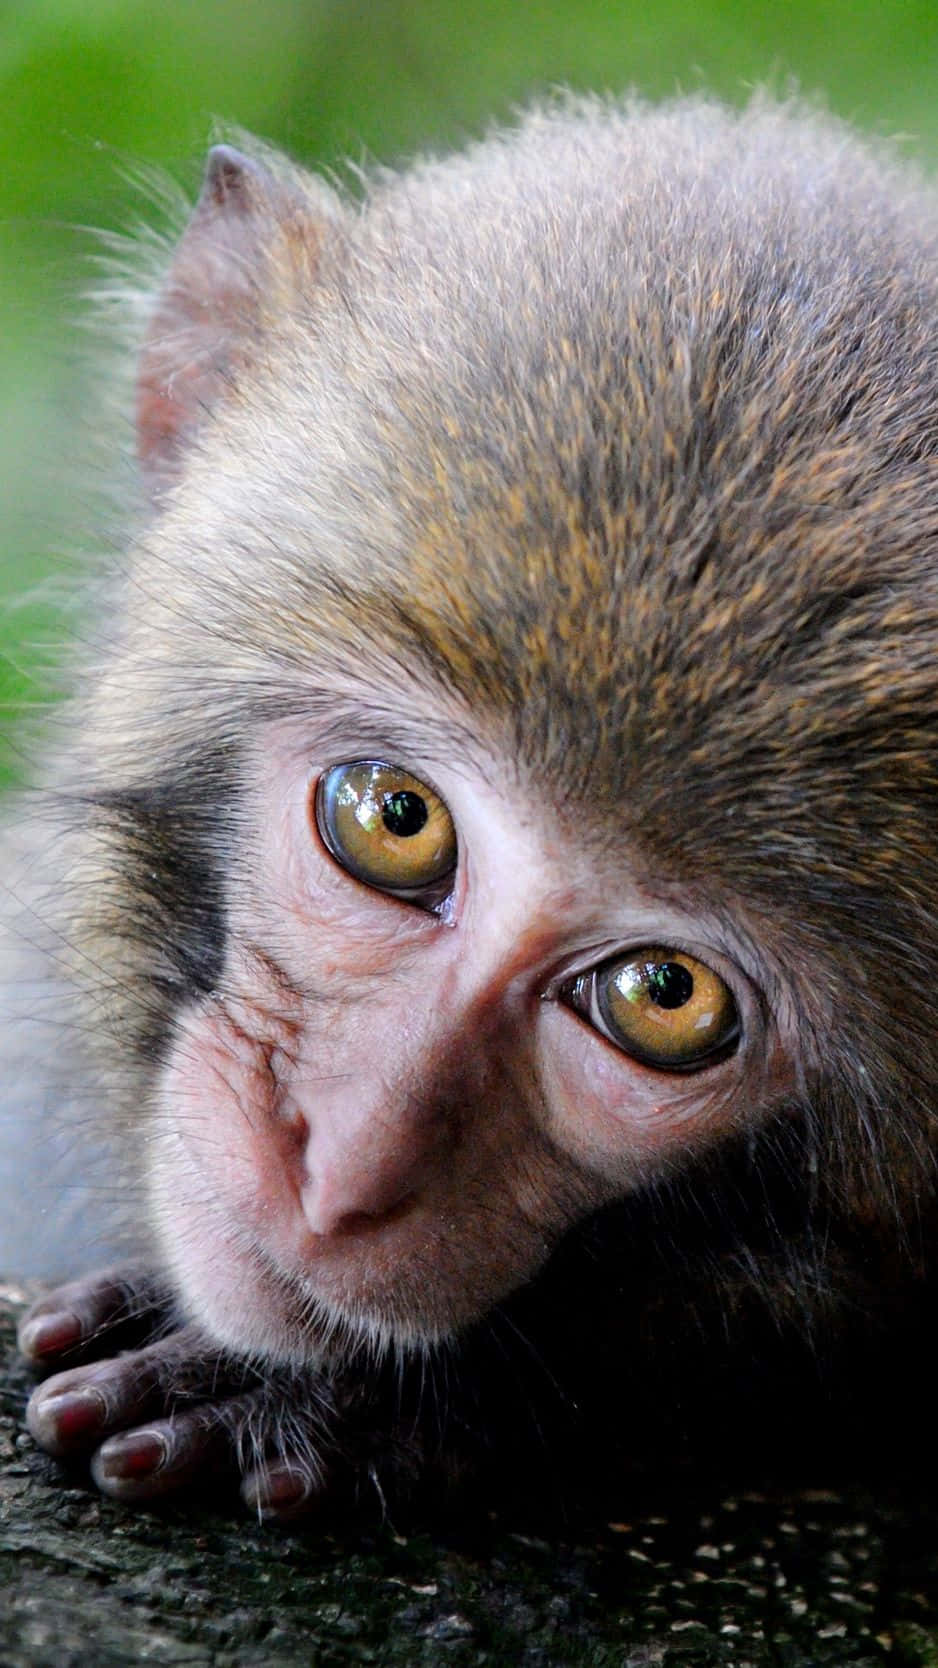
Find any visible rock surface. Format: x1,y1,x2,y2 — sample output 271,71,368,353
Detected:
2,1282,938,1667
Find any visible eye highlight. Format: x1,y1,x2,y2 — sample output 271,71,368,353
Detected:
568,946,740,1071
314,760,457,907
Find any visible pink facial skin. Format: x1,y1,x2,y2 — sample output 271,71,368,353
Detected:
146,712,795,1370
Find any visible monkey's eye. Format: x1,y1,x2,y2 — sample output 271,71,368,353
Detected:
567,946,740,1071
314,760,457,908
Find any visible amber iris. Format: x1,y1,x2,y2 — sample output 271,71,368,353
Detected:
315,760,457,904
572,946,740,1070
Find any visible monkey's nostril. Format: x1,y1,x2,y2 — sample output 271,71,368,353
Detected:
328,1195,417,1238
276,1094,308,1142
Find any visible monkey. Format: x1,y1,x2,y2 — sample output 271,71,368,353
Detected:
5,90,938,1522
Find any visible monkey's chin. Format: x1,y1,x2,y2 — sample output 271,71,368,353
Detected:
195,1250,447,1370
159,1232,448,1371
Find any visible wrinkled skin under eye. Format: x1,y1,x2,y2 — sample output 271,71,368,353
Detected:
314,760,457,905
569,946,740,1070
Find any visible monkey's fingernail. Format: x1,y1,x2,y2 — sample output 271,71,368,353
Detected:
96,1429,168,1482
245,1464,315,1517
18,1310,84,1361
29,1385,108,1450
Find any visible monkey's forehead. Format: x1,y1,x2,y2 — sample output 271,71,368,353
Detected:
117,98,938,896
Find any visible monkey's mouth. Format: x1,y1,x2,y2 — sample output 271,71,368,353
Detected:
150,1128,526,1366
147,1064,545,1368
149,1068,571,1369
149,962,586,1368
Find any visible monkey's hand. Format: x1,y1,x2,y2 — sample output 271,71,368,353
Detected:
17,1267,373,1520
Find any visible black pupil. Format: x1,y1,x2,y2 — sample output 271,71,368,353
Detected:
382,790,428,838
646,961,694,1009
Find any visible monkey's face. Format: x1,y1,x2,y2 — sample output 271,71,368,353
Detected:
147,704,792,1367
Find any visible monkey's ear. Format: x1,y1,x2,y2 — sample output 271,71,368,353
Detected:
136,143,344,493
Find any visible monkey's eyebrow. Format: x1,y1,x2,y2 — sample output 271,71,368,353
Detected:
255,690,499,782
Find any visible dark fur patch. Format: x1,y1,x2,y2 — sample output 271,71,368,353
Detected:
74,759,232,1058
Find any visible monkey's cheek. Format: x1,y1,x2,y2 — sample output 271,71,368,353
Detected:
149,1028,312,1363
144,1120,312,1366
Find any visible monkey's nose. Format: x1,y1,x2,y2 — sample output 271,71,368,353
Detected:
291,1051,462,1237
299,1160,423,1238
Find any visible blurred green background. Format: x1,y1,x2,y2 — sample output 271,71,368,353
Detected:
2,0,938,778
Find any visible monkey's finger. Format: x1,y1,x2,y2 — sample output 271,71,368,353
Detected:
90,1387,327,1508
18,1264,171,1367
24,1326,229,1459
240,1457,324,1522
90,1406,238,1504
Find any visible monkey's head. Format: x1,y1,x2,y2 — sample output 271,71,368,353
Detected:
63,98,938,1366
